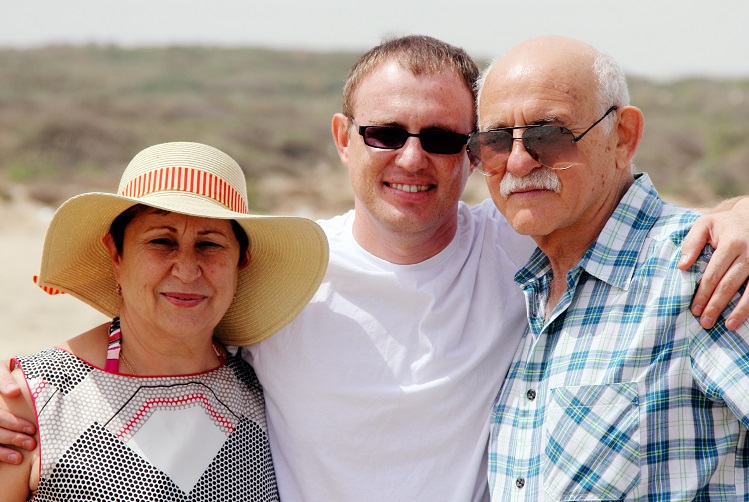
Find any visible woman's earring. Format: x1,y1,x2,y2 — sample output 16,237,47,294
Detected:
116,283,122,295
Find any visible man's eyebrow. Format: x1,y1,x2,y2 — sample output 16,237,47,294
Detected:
372,120,466,133
527,113,565,127
482,113,562,131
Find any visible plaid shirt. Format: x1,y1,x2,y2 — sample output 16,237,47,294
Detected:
489,174,749,501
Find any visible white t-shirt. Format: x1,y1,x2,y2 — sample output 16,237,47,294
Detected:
245,199,535,501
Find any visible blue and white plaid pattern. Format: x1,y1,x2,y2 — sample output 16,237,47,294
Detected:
489,174,749,501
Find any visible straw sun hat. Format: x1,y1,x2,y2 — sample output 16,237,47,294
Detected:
36,142,329,346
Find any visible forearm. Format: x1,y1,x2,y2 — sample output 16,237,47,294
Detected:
0,464,32,502
697,195,749,214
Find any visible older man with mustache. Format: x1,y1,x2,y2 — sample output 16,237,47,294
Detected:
471,35,749,500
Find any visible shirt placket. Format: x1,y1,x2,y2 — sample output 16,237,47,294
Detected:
509,282,550,501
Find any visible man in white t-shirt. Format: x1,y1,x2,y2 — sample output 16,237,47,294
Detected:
2,35,749,501
244,35,537,500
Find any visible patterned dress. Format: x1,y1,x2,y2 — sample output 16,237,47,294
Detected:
13,338,279,501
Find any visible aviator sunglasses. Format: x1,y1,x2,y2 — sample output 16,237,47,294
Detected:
467,106,618,176
350,119,470,155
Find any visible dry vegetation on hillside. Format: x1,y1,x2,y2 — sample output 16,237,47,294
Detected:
1,45,748,216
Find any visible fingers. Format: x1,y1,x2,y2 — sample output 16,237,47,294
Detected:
0,369,38,466
679,219,710,271
0,361,21,398
689,245,731,321
726,291,749,331
0,438,35,464
0,446,24,465
0,408,36,437
0,411,36,465
692,250,749,329
685,207,749,330
0,380,21,399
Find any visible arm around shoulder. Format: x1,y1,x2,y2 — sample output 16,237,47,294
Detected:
0,360,37,465
695,195,749,214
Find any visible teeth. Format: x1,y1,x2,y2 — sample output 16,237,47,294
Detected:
390,183,430,193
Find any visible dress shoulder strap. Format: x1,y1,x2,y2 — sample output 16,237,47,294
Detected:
104,317,122,374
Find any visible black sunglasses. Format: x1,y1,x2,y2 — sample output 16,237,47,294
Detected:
467,106,618,176
350,119,470,155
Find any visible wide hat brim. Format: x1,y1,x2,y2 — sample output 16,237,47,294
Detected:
37,190,328,346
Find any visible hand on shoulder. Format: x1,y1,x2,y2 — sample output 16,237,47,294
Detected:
0,366,39,501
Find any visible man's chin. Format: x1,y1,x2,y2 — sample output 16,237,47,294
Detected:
505,208,556,237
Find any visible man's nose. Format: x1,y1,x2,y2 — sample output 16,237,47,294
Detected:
395,137,429,172
505,137,540,177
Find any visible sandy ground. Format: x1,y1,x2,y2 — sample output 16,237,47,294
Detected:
1,192,107,360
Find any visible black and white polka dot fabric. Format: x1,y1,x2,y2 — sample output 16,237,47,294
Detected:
14,348,279,501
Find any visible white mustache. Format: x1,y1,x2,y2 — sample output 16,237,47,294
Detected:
499,169,561,199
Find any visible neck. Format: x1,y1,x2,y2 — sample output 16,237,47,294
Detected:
536,178,633,314
117,314,221,376
351,208,459,265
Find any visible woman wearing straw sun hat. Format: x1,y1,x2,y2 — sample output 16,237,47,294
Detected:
0,141,328,501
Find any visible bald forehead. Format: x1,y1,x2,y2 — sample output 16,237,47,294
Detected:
506,36,598,67
475,37,609,131
483,36,599,107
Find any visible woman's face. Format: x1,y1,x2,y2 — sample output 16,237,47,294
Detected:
104,208,248,341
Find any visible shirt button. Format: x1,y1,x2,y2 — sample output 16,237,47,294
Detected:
516,477,525,489
527,389,536,401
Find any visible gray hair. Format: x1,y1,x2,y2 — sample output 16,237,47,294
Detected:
593,51,636,172
474,57,496,125
593,51,630,134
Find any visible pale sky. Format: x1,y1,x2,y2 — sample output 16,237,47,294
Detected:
3,1,749,81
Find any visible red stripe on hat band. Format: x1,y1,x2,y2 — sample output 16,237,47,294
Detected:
33,275,65,296
119,166,248,214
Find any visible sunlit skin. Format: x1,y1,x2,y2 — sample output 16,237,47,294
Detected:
331,60,475,264
479,37,643,307
102,209,250,375
480,38,641,272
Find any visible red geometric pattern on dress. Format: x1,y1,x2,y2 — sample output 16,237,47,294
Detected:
32,380,49,400
119,166,249,214
116,393,236,438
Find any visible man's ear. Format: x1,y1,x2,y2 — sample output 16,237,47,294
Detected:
332,113,352,165
614,106,644,171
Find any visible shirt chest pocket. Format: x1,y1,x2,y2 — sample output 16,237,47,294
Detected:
544,382,641,501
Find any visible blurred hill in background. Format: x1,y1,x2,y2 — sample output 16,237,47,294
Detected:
1,45,748,217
